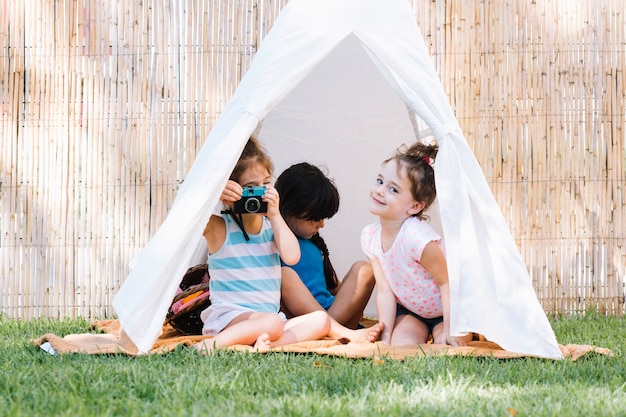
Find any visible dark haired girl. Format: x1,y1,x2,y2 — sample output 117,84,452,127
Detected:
275,162,383,342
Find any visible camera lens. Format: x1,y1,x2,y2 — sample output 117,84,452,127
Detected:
245,198,260,213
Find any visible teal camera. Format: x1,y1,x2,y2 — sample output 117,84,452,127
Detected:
233,186,267,214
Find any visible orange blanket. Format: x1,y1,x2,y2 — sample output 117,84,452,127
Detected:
31,319,612,361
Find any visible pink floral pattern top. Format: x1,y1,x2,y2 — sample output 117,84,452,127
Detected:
361,216,444,319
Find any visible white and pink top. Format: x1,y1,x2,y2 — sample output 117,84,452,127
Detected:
361,216,444,319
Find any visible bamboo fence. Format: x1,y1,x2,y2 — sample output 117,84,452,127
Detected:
1,0,624,320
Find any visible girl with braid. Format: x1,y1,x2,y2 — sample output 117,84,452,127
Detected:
361,142,472,346
275,163,383,342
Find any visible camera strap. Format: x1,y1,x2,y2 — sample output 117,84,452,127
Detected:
220,209,250,241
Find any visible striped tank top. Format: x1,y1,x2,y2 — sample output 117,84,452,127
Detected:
208,214,281,313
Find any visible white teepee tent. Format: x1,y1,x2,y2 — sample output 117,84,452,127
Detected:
112,0,563,359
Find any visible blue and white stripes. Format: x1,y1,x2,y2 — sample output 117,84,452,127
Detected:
208,215,281,313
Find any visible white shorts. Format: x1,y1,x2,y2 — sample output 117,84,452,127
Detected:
200,303,287,336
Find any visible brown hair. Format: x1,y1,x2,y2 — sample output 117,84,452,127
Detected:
385,142,438,219
229,136,273,183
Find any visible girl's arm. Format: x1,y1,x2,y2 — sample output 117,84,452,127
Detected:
435,282,453,345
420,241,465,346
369,257,396,344
203,215,226,254
263,185,300,265
203,180,243,254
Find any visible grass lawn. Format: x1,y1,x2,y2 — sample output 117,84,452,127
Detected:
1,312,625,417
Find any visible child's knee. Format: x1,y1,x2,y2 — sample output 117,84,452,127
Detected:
310,310,331,334
353,261,374,282
261,314,285,339
350,260,371,274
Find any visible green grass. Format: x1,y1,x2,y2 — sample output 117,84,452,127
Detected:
1,313,625,417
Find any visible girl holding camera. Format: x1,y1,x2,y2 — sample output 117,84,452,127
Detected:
194,138,331,354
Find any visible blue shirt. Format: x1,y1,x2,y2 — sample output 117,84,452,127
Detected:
283,237,335,310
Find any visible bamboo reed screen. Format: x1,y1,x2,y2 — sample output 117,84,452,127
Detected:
1,0,624,320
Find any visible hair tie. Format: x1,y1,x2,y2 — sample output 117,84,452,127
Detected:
423,157,433,165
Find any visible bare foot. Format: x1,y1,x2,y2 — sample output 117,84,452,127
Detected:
193,339,215,355
350,322,384,343
253,333,272,351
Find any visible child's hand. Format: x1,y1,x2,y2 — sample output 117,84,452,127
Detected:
262,185,280,218
433,333,449,345
221,180,243,204
434,332,467,346
449,336,468,347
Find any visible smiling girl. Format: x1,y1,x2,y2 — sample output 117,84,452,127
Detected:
361,142,472,346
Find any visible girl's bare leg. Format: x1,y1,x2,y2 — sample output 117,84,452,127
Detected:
390,314,430,345
193,312,284,354
327,261,376,329
267,311,331,347
281,266,380,342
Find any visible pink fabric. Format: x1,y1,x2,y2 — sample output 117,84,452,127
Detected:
169,271,211,314
361,216,444,318
171,291,211,315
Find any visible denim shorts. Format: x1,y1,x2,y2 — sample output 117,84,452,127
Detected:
396,303,443,333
